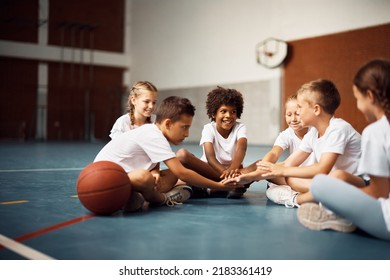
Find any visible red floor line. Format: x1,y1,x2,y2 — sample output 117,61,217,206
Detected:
15,214,95,243
0,214,95,251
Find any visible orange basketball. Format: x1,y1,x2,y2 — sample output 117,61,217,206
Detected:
77,161,131,215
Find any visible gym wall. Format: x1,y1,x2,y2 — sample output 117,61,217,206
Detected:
283,23,390,133
0,0,126,141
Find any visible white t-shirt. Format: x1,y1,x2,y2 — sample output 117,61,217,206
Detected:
199,122,247,166
95,123,175,173
274,127,316,166
109,113,156,139
358,116,390,231
299,117,361,174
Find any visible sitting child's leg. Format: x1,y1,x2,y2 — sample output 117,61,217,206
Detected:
176,148,220,181
127,169,192,207
286,177,311,193
329,170,367,187
128,169,165,204
158,169,192,205
266,177,311,208
156,169,179,193
176,148,220,198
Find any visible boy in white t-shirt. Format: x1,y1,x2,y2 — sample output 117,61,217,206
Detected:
228,94,316,187
176,86,248,198
226,79,363,208
94,96,242,211
257,79,363,208
297,59,390,239
268,94,315,167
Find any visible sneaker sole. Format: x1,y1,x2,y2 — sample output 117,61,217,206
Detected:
297,207,356,233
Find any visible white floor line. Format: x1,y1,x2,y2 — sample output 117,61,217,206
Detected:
0,167,83,173
0,234,56,260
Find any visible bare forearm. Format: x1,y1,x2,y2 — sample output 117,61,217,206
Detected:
361,177,390,199
178,169,224,190
262,152,280,164
230,149,246,170
283,165,328,179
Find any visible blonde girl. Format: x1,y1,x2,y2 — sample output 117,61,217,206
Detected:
109,81,158,139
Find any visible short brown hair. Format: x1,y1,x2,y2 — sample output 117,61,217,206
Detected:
297,79,340,115
155,96,196,124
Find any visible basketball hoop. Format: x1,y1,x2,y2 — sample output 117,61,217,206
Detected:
256,38,288,68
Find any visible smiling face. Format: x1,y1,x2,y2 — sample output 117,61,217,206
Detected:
285,99,305,132
131,89,158,121
213,104,237,138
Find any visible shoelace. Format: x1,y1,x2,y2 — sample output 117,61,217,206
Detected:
284,193,299,208
284,201,296,208
165,193,183,207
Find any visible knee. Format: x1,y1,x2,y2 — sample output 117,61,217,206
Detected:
329,170,349,181
176,148,192,164
129,170,154,187
311,174,329,198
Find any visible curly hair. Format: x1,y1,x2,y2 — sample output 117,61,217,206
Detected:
206,86,244,120
353,59,390,122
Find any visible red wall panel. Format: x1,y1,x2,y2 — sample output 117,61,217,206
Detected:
284,23,390,133
47,62,124,140
0,0,39,43
48,0,124,52
0,57,37,139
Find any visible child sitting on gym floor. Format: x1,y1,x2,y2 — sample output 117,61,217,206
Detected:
224,79,363,208
230,93,316,187
297,59,390,240
109,81,158,139
259,79,363,207
108,81,158,209
94,96,243,211
176,86,249,198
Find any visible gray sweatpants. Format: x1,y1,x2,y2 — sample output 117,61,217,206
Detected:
311,174,390,241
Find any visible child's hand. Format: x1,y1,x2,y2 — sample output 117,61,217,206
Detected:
220,168,241,179
256,162,284,177
222,174,254,185
218,180,244,190
221,176,239,184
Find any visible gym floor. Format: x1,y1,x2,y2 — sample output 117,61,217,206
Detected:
1,141,390,260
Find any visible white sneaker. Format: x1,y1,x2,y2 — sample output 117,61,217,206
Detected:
123,191,144,212
297,202,356,232
265,184,299,208
164,185,192,207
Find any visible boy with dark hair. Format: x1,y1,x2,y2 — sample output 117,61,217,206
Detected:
94,96,242,211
